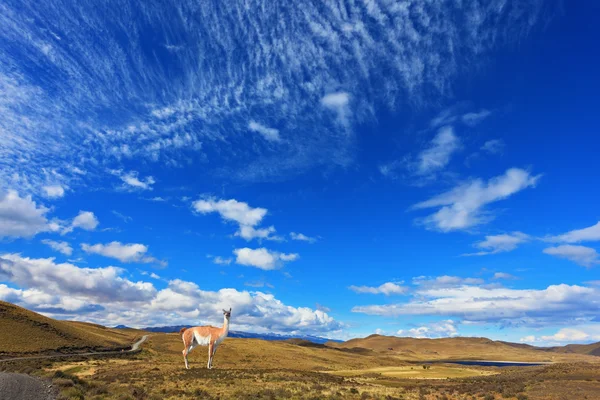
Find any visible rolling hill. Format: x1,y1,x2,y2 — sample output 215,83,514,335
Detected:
0,301,141,356
327,334,600,362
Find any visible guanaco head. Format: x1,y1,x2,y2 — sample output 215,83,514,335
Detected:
223,308,232,319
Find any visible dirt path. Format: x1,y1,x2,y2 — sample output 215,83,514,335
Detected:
0,335,149,363
0,372,57,400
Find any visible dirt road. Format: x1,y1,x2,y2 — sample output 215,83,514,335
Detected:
0,373,57,400
0,335,149,400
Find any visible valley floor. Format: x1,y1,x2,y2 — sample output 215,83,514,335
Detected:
1,334,600,400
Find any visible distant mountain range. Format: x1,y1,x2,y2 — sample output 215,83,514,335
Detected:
114,325,342,344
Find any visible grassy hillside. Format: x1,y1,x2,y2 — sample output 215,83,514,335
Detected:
0,301,141,356
328,334,600,362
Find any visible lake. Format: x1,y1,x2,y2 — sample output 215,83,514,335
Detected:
432,360,550,367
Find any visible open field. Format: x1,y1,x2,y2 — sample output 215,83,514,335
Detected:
0,302,142,357
1,304,599,399
323,365,496,379
2,333,600,400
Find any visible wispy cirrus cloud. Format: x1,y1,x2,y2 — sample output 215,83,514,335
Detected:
463,232,530,256
248,121,280,142
0,0,553,191
81,241,165,266
41,239,73,256
412,168,541,232
349,282,407,295
546,221,600,243
543,245,599,267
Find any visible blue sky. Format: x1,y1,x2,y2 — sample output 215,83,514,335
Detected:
1,0,599,345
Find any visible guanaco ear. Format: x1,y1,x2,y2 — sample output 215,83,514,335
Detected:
229,307,232,312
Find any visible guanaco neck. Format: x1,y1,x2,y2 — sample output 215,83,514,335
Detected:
220,316,230,336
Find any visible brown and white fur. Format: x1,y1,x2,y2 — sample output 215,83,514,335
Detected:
180,308,231,369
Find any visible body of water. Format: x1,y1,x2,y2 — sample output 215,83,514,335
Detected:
435,360,549,367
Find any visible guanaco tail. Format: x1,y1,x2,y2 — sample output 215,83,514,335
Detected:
180,308,231,369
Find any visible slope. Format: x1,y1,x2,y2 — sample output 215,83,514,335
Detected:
0,301,140,356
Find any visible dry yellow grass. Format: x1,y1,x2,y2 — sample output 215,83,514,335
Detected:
323,365,496,379
0,301,141,355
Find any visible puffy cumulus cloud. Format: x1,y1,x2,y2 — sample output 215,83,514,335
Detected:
193,198,267,226
110,170,155,191
42,185,65,198
412,168,541,232
0,254,156,303
412,275,484,289
233,248,299,270
235,225,282,242
290,232,317,243
352,283,600,328
464,232,530,256
0,254,342,335
81,241,164,266
0,190,58,238
61,211,99,234
349,282,407,296
193,197,283,242
397,320,458,339
546,221,600,243
543,245,599,267
415,126,461,177
521,326,600,345
41,239,73,256
248,121,280,142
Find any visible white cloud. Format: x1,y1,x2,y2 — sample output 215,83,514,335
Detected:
193,197,267,227
481,139,505,154
81,241,164,265
353,283,600,327
415,126,460,176
0,190,57,238
290,232,317,243
235,225,281,241
0,253,156,303
547,221,600,243
493,272,517,280
211,256,232,265
233,247,299,270
397,320,458,339
248,121,280,142
412,275,484,289
349,282,407,295
464,232,530,256
111,210,132,223
521,326,600,345
150,272,160,279
42,185,65,198
320,92,351,126
62,211,99,234
193,197,283,241
0,254,341,335
462,109,492,126
412,168,541,231
41,239,73,256
111,170,155,191
543,245,599,267
0,1,549,187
